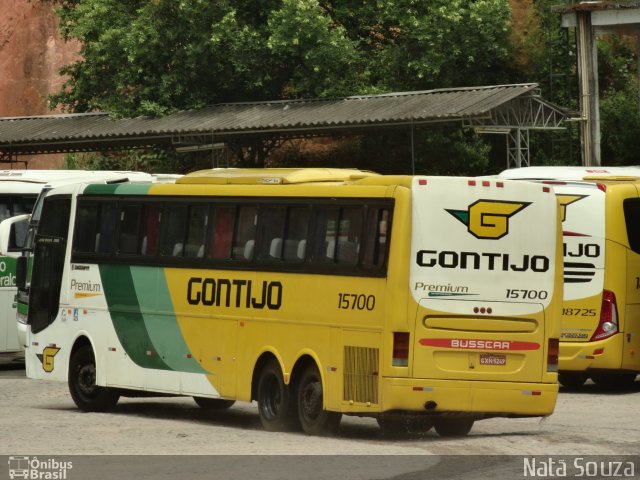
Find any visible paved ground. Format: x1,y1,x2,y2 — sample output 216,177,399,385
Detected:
1,361,638,479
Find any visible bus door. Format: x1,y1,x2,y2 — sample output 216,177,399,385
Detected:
27,196,71,337
409,177,559,382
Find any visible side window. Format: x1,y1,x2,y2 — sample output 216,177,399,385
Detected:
310,207,339,264
336,206,363,264
139,205,161,256
257,206,286,261
0,197,12,222
185,205,209,258
209,206,235,260
624,199,640,254
362,207,391,269
160,204,188,256
232,206,257,260
96,204,118,254
284,207,310,261
73,203,99,254
118,204,141,254
14,197,37,216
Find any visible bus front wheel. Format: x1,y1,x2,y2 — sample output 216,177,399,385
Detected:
297,365,341,436
257,360,297,431
433,419,474,437
68,345,119,412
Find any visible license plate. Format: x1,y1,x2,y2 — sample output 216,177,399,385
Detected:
479,354,506,366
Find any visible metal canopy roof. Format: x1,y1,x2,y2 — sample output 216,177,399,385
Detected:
0,83,570,161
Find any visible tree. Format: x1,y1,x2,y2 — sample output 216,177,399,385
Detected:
45,0,513,172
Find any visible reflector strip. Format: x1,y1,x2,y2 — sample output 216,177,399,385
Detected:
48,343,57,348
482,180,490,187
468,180,476,186
184,354,193,359
522,390,542,396
593,348,604,355
32,342,39,346
327,367,338,372
108,347,116,352
412,387,434,392
418,179,427,185
146,351,156,356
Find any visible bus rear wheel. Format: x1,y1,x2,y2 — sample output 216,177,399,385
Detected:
433,419,474,437
68,344,119,412
297,365,341,436
193,397,235,410
257,360,297,431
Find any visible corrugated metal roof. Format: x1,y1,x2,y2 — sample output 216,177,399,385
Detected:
0,83,567,156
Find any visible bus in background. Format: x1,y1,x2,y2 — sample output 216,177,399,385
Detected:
20,168,561,436
12,171,173,351
498,166,640,389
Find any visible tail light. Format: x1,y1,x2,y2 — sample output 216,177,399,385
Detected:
392,332,410,367
590,290,619,341
547,338,559,372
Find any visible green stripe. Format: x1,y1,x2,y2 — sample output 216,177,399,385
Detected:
130,266,205,373
99,264,170,370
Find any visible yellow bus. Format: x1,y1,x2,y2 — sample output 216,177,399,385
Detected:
21,168,561,436
499,166,640,389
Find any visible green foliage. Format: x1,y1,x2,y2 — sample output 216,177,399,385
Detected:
43,0,517,171
62,149,203,173
600,83,640,166
48,0,513,115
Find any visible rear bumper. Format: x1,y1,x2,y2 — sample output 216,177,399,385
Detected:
376,377,558,417
559,334,622,372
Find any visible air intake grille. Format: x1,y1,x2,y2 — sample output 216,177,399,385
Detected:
343,346,379,404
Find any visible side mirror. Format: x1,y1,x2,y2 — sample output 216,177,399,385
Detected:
16,255,27,290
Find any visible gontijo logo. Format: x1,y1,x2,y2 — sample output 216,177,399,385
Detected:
556,194,587,222
446,200,530,239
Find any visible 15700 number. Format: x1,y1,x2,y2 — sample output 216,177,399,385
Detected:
338,293,376,311
505,289,548,300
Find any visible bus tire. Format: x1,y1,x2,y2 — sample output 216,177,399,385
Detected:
591,373,637,390
558,372,588,389
257,360,298,431
297,364,341,436
68,344,119,412
433,419,474,437
377,415,433,438
193,397,235,410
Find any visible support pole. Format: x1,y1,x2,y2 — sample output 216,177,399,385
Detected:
575,10,601,166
